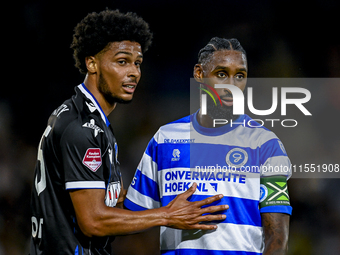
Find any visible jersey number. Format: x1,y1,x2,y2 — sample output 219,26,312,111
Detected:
31,217,43,238
35,126,52,196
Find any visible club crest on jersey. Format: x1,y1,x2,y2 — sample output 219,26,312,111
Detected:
82,148,102,172
226,148,248,167
82,119,104,137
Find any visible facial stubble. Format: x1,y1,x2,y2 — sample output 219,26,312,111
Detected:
206,94,239,122
98,73,133,105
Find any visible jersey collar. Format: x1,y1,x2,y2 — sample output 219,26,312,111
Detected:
78,83,111,127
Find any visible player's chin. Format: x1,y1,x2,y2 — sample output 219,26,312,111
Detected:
118,98,133,104
105,93,133,105
116,95,133,104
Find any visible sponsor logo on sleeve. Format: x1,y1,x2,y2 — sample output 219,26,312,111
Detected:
278,141,287,155
82,148,102,172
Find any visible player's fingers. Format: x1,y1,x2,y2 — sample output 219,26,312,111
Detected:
200,204,229,214
195,194,224,207
179,182,197,199
117,189,127,203
188,223,218,230
194,213,227,224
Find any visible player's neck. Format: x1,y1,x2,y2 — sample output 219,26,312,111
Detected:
83,75,117,116
197,110,215,128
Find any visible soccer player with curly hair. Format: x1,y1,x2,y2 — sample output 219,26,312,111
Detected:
30,10,227,255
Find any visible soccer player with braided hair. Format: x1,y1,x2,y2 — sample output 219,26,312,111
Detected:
125,37,292,254
29,11,228,255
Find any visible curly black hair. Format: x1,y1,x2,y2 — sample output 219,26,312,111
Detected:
198,37,246,65
71,9,153,74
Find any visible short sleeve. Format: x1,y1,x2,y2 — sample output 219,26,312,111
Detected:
260,138,292,179
259,138,292,215
60,121,106,190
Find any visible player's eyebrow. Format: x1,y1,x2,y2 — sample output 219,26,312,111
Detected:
237,67,247,72
213,65,247,72
114,51,143,59
213,65,228,71
114,51,132,56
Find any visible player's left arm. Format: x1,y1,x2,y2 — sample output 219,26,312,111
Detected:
259,174,291,255
262,212,289,255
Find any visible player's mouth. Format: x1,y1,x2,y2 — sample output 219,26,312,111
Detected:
122,83,137,93
220,96,233,107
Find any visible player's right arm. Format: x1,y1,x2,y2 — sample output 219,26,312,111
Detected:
70,182,227,237
63,122,227,237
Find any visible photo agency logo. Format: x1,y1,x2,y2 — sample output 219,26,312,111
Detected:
199,83,312,127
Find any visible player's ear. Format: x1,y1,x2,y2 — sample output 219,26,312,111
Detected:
85,56,97,74
194,64,203,82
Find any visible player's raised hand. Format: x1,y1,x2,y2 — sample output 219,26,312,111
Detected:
164,182,228,230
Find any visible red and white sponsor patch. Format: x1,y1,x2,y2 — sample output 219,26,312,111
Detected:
82,148,102,172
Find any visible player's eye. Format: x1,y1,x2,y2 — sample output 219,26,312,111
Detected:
117,59,127,65
235,74,245,80
217,72,227,78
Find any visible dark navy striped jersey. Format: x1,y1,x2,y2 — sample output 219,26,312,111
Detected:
125,112,292,254
30,84,121,255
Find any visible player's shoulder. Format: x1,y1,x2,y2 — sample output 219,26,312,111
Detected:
239,114,281,146
48,96,103,144
238,114,279,147
47,97,76,130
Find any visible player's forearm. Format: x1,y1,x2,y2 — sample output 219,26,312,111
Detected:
80,206,168,237
262,213,289,255
262,237,288,255
71,189,168,237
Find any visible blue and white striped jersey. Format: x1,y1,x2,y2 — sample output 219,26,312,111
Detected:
125,111,292,255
